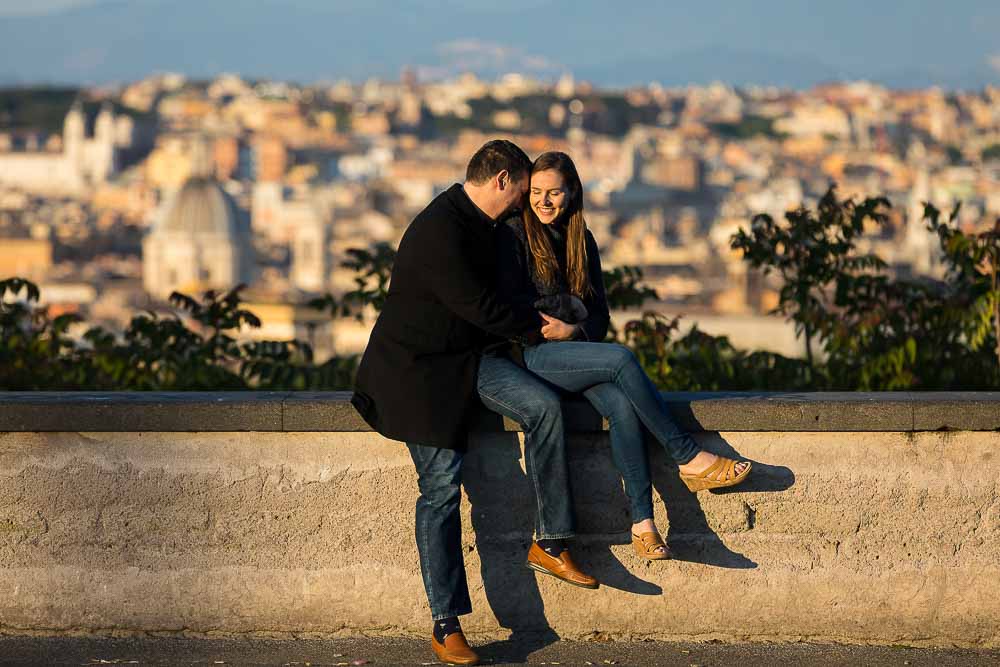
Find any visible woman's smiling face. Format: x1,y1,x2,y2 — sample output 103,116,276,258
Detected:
529,169,570,225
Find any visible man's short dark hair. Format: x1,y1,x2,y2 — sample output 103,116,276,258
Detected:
465,139,531,185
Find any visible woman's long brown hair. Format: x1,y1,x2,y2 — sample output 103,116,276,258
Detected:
522,151,592,298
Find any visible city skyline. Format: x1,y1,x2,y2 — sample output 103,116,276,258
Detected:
2,69,997,360
0,0,998,89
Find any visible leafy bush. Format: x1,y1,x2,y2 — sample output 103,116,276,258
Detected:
620,312,812,391
0,280,355,390
731,187,1000,389
1,278,89,389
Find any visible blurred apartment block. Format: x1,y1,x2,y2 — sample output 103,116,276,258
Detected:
0,103,122,194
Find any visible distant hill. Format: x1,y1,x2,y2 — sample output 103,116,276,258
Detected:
0,0,996,89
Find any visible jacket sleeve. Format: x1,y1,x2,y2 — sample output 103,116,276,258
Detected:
417,217,543,339
495,221,539,309
576,231,611,342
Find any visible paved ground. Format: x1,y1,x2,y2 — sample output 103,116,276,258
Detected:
0,636,998,667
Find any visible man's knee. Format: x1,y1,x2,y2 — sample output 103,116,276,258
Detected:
416,468,462,509
410,445,463,508
477,357,563,431
515,386,563,431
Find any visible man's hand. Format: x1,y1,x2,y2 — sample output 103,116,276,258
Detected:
541,313,578,341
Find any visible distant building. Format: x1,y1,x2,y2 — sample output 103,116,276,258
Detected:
142,174,256,299
609,131,673,214
393,91,431,136
253,135,288,182
352,109,391,137
775,103,851,139
251,181,331,248
0,102,120,194
642,155,705,192
290,203,332,293
213,135,241,181
492,109,522,130
0,238,53,281
144,132,243,191
555,73,577,100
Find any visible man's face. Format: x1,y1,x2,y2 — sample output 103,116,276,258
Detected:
498,173,529,219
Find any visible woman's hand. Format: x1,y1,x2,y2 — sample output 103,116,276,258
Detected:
540,313,578,341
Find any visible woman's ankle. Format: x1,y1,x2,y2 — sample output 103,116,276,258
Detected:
677,449,712,472
632,518,657,534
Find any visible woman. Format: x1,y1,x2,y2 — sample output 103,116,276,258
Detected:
496,151,751,560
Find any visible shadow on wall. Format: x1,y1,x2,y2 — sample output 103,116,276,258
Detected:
461,425,795,655
463,431,560,663
654,433,795,569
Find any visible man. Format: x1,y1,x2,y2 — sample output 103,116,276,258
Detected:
352,140,597,666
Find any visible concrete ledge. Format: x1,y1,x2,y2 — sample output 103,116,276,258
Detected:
0,392,288,432
2,391,1000,432
0,427,997,646
282,392,369,431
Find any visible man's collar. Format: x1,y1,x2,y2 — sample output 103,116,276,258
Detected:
458,183,498,228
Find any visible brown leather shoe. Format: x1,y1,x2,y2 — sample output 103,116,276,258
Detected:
526,542,599,589
431,630,479,665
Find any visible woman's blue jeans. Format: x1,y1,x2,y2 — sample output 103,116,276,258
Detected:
523,341,701,524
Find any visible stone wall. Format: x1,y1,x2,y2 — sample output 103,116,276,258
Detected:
0,392,997,646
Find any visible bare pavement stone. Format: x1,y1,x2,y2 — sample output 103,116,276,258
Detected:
0,636,998,667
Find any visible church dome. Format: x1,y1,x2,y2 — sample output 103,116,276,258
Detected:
157,176,245,236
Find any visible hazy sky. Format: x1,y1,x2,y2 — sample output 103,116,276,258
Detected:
0,0,91,15
1,0,998,87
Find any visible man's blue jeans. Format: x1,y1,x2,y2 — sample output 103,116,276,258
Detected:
523,341,702,524
406,353,575,620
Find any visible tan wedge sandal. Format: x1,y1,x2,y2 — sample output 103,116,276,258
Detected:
679,456,752,492
632,531,671,560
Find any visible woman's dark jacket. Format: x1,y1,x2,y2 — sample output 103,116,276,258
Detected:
495,217,610,344
351,184,543,450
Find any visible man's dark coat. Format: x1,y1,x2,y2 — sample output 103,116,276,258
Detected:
351,184,542,450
